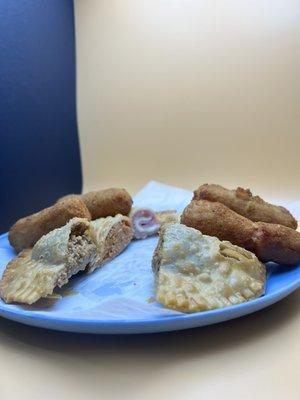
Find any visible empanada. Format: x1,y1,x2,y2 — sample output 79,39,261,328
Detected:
1,218,96,304
152,223,266,313
88,214,133,272
1,215,133,304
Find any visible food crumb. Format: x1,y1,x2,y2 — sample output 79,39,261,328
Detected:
63,289,78,297
46,293,62,300
55,289,78,297
147,297,155,303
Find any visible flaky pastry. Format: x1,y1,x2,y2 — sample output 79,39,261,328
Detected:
152,223,266,313
1,218,96,304
88,214,133,273
1,215,133,304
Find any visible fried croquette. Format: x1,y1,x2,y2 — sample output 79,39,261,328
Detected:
181,200,300,266
8,198,91,253
194,184,297,229
58,188,133,220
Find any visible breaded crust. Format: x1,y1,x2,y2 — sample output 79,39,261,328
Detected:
58,188,133,220
82,188,132,219
253,222,300,265
181,200,300,266
8,198,91,253
194,184,297,229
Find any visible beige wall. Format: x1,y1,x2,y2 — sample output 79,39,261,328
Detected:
74,0,300,199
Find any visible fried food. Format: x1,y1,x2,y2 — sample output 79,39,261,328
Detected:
152,223,266,313
58,188,133,220
1,215,133,304
8,198,91,253
194,184,297,229
1,218,96,304
87,214,133,273
82,188,132,219
130,209,161,239
181,200,300,266
130,209,180,239
155,210,180,225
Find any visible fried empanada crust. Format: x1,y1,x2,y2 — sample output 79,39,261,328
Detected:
1,215,133,304
88,214,133,273
152,223,266,312
1,218,96,304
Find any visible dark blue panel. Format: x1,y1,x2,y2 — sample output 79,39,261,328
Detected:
0,0,81,232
